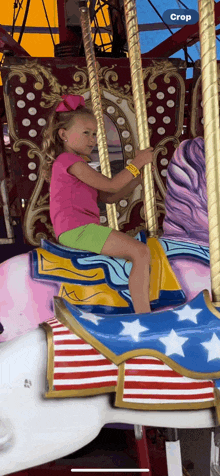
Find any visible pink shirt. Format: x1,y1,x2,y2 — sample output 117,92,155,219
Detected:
50,152,100,239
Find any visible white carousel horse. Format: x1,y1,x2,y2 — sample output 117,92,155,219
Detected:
0,320,218,476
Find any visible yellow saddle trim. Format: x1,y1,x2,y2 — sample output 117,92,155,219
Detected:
36,248,105,281
59,282,129,307
148,237,182,302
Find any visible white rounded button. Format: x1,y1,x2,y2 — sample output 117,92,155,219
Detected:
29,129,37,137
17,100,25,108
163,116,171,124
148,116,156,124
27,92,35,100
117,117,125,125
125,144,133,152
22,119,31,126
100,216,107,223
28,107,37,115
28,173,37,181
167,100,175,108
161,158,168,166
16,87,24,95
28,162,36,170
119,200,127,207
156,106,164,114
156,92,164,99
167,86,176,94
122,130,130,138
157,127,165,135
161,169,167,176
107,106,115,114
38,118,46,126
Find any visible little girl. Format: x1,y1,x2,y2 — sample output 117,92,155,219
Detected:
42,94,153,314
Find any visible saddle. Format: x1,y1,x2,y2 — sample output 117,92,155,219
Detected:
31,232,186,314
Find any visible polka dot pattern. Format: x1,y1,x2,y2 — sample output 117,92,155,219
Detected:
7,59,185,240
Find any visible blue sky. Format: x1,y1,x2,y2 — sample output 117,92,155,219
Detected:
137,0,219,77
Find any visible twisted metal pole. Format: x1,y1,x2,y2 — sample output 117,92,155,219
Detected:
123,0,158,237
79,0,118,230
198,0,220,303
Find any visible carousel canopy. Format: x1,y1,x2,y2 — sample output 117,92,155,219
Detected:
0,1,219,75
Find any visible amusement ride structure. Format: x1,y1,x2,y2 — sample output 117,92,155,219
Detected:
1,1,220,476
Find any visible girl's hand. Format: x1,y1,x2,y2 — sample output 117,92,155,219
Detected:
132,147,154,170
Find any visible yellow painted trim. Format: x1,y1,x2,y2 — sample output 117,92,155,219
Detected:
44,386,116,399
115,362,126,407
203,289,220,319
115,397,215,411
41,322,54,393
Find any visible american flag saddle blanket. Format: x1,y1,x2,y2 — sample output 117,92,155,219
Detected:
31,233,187,314
42,289,220,417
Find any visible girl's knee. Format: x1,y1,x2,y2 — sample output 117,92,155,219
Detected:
132,243,151,263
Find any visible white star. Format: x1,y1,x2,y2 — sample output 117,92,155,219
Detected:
80,312,103,326
159,329,188,357
201,333,220,362
119,319,149,342
173,304,202,324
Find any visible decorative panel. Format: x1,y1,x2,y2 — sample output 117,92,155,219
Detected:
2,56,186,245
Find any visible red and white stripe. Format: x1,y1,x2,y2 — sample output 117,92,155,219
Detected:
46,318,214,406
122,356,215,404
47,318,118,391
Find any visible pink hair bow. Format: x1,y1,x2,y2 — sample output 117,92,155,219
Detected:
56,95,85,112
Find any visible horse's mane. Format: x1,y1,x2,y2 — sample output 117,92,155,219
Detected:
163,137,209,245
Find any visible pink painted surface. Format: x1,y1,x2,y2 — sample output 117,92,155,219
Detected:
0,254,59,342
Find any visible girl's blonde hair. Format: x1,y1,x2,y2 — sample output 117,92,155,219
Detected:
41,102,95,182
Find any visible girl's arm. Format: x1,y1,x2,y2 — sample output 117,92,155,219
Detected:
67,148,153,194
98,174,142,203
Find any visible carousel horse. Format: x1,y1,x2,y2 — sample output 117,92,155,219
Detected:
0,137,211,343
0,137,217,476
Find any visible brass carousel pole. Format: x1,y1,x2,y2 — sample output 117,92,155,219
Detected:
123,0,158,237
79,1,118,230
198,0,220,304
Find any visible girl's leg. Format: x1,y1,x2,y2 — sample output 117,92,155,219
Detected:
101,229,151,314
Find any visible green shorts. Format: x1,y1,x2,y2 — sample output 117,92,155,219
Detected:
58,224,113,254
